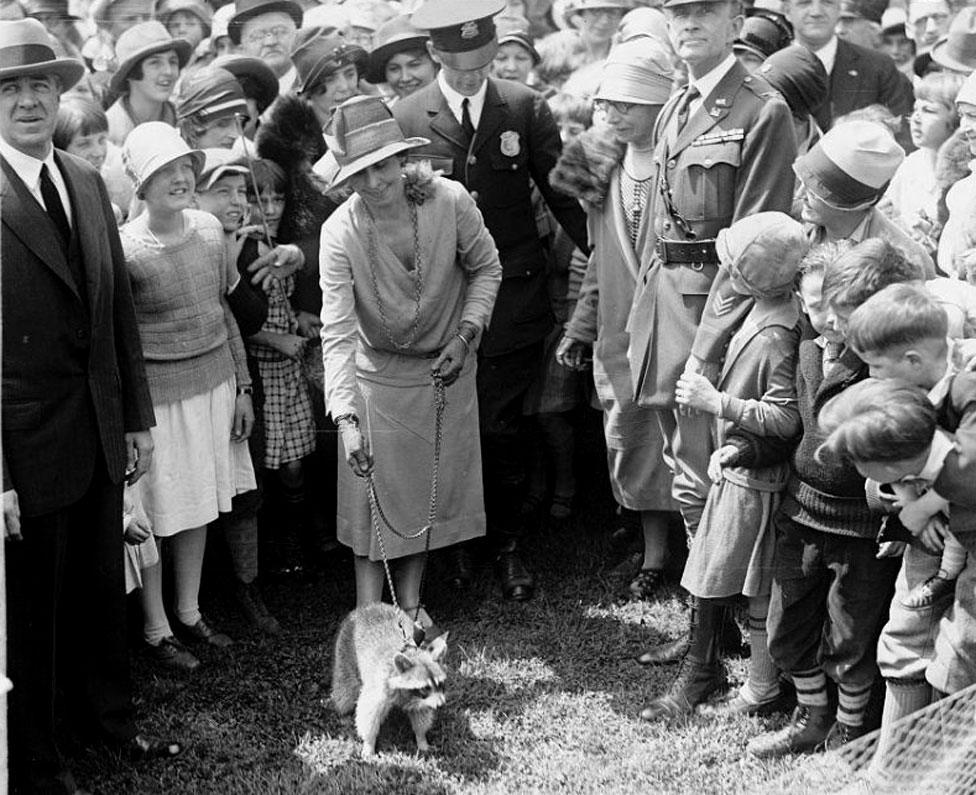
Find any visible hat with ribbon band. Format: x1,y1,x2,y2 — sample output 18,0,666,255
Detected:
109,20,192,95
0,18,85,89
366,14,430,83
314,94,429,188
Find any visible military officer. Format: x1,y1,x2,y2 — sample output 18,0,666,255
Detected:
394,0,589,602
626,0,798,707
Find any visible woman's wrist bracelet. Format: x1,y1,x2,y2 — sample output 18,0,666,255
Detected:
455,333,470,352
237,385,253,396
334,413,359,429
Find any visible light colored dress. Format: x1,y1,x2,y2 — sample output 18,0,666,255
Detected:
320,176,501,561
121,209,256,537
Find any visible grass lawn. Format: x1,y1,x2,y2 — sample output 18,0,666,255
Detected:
70,473,845,794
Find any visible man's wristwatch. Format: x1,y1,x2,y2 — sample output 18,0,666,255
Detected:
237,385,253,396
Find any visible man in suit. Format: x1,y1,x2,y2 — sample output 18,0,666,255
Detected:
626,0,797,718
1,20,179,794
394,0,588,601
785,0,914,147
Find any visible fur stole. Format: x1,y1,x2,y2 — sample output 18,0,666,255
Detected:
549,124,626,210
934,129,973,226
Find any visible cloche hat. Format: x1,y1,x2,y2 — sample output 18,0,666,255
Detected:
716,212,809,299
122,121,205,195
0,18,85,89
314,94,429,188
291,28,368,95
109,20,192,95
594,36,673,105
366,14,430,84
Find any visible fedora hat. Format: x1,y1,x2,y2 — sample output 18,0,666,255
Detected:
109,21,192,95
291,28,368,95
122,120,205,195
212,53,278,113
228,0,302,46
930,7,976,75
0,18,85,89
315,94,428,188
411,0,506,71
366,14,430,83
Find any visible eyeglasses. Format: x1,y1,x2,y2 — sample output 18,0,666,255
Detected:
594,99,636,115
244,25,293,45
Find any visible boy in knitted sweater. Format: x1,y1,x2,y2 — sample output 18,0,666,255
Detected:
747,238,926,759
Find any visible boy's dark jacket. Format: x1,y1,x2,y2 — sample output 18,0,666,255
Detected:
933,370,976,530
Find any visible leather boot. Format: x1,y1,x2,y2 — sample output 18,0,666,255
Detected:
637,605,746,665
746,704,834,758
640,598,727,721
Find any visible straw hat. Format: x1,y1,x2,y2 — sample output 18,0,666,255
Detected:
411,0,506,71
594,36,672,105
930,7,976,75
716,212,808,299
316,94,429,188
109,20,192,95
0,18,85,88
366,14,429,83
793,120,904,210
121,120,205,194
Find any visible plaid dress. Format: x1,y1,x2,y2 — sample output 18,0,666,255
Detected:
247,271,316,470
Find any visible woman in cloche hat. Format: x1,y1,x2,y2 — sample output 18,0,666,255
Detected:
105,20,193,145
119,121,257,672
317,95,501,634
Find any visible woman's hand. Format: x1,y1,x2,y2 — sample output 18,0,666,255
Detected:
432,336,467,386
232,393,254,442
675,372,722,416
555,336,590,371
339,419,374,477
296,310,323,339
246,243,304,291
270,332,308,361
707,444,738,483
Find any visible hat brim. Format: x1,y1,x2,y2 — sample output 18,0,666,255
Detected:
213,55,279,112
431,39,497,71
316,136,429,189
228,0,302,45
200,163,249,190
929,38,976,75
366,34,430,83
109,38,193,95
733,41,768,61
792,155,880,211
0,57,86,91
497,33,541,65
138,147,206,191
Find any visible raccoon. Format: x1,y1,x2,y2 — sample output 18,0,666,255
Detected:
330,603,448,757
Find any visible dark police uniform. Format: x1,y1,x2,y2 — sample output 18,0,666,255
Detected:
394,47,587,593
627,57,797,536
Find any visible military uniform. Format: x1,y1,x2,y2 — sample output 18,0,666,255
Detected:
396,0,588,597
627,57,796,535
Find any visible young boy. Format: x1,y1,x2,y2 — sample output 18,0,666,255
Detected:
846,285,976,709
747,238,926,759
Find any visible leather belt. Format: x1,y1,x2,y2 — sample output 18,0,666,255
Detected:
657,239,719,266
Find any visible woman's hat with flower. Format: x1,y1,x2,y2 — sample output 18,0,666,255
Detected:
109,20,192,95
314,94,429,188
0,18,85,89
122,120,205,194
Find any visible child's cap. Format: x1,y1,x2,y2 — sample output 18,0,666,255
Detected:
716,211,809,299
197,147,249,191
793,120,904,210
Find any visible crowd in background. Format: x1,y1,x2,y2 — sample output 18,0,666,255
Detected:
4,0,976,790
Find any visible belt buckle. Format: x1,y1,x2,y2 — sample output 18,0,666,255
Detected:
691,260,704,272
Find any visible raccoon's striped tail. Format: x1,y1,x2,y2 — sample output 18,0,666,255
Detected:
330,614,361,715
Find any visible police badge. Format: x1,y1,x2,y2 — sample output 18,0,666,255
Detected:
500,130,520,157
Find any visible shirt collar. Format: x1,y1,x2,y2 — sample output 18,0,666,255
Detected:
814,36,838,75
437,70,488,121
689,52,737,104
903,428,955,485
926,341,956,406
0,136,56,191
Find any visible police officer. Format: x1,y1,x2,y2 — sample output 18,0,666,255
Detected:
626,0,798,717
394,0,588,602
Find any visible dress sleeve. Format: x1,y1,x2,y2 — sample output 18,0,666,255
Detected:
454,187,502,332
319,212,361,419
214,223,251,389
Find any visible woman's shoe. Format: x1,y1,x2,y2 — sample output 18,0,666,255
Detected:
178,616,234,649
629,568,666,601
146,636,200,672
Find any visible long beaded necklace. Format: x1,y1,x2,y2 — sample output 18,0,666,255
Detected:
360,197,425,351
619,146,655,250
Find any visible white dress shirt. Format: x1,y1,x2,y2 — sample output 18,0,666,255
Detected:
814,36,839,76
0,137,73,227
688,52,738,116
437,70,488,129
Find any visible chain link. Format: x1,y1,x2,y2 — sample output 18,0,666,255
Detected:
361,199,426,351
366,373,446,644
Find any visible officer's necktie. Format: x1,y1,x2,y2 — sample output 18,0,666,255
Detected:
40,163,70,249
675,85,700,131
461,97,475,141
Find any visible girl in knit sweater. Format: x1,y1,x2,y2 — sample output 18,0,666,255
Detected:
120,122,257,672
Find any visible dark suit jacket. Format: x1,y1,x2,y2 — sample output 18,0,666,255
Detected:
628,61,797,408
815,37,914,149
394,77,588,357
1,151,154,517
